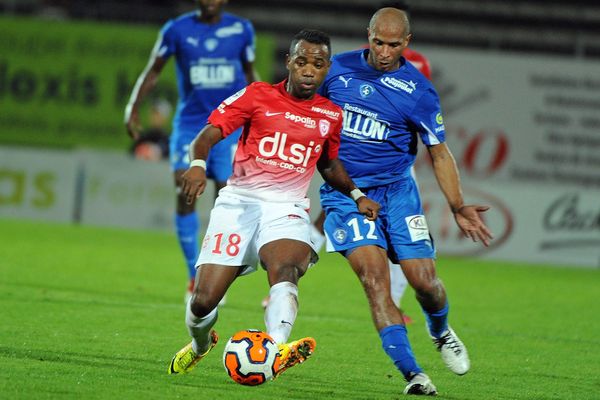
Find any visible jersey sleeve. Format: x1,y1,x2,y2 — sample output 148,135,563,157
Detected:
155,20,176,59
323,117,342,160
409,88,446,146
207,85,255,137
241,20,256,64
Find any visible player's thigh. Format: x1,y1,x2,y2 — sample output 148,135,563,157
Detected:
197,194,261,272
386,179,436,262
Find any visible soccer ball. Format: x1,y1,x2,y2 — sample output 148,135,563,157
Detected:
223,329,281,386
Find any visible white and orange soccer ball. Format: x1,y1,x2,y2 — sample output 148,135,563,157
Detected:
223,329,281,386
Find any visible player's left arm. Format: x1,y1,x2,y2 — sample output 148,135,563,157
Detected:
181,125,224,204
317,156,380,221
241,20,259,83
427,143,494,246
242,60,259,84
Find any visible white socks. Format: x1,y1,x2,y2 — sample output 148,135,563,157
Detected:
389,262,408,308
186,300,218,354
264,281,298,344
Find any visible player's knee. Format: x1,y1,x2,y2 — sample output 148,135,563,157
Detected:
413,276,444,299
189,294,219,317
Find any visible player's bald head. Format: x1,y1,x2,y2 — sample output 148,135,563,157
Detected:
369,7,410,38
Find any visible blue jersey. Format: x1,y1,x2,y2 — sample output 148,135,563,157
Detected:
319,49,446,188
157,11,255,126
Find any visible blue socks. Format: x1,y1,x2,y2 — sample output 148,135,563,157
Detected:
379,325,422,380
423,302,449,338
175,213,199,279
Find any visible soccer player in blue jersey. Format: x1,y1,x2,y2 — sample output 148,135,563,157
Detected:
125,0,257,301
319,7,493,395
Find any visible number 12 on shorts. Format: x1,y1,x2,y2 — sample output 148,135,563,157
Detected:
211,233,242,256
347,218,378,241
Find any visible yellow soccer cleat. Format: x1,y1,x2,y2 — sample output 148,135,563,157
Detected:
274,337,316,378
168,330,218,374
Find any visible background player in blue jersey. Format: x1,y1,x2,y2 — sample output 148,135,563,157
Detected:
318,7,493,396
125,0,258,301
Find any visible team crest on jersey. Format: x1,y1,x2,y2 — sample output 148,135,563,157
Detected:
204,38,218,52
333,228,347,244
359,84,375,98
318,119,330,137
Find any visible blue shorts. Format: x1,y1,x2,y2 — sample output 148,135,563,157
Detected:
169,121,242,182
320,177,435,261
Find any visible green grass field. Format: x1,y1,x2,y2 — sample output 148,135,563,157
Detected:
1,218,599,399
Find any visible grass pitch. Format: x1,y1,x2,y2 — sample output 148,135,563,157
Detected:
1,218,599,399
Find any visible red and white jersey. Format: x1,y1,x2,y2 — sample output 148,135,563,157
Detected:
403,47,432,80
208,80,343,202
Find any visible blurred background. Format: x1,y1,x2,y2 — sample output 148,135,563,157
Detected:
1,0,599,268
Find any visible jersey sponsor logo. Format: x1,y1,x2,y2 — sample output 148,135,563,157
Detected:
285,112,316,129
215,22,244,38
338,76,353,88
204,38,218,52
186,37,199,47
265,111,284,117
190,62,235,88
257,131,320,168
311,106,340,120
217,88,246,113
380,77,417,94
405,215,430,242
359,83,375,98
342,110,390,142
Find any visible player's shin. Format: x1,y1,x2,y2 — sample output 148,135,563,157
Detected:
264,281,298,344
175,213,200,279
422,302,449,338
186,301,218,354
380,325,423,380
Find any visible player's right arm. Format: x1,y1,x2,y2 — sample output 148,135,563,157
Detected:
125,25,173,140
181,124,224,204
317,156,380,221
124,55,168,140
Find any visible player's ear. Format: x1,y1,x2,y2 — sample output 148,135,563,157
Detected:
285,54,291,71
404,33,412,47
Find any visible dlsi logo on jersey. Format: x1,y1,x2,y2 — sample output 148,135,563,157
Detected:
342,109,390,142
257,132,321,172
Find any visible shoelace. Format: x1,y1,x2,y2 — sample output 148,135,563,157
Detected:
434,332,462,355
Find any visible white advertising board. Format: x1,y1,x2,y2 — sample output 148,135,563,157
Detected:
0,146,78,223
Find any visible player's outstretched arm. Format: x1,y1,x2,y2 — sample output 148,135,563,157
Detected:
317,157,380,221
181,125,224,204
124,55,168,140
427,143,494,246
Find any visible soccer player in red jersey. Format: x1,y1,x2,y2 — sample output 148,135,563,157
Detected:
168,29,380,377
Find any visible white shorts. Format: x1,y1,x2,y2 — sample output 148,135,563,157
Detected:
196,188,318,275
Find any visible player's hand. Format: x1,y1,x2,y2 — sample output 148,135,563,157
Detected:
356,197,380,221
453,205,494,246
124,103,141,140
181,166,207,204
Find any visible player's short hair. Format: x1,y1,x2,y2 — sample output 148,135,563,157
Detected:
378,1,410,13
289,29,332,58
